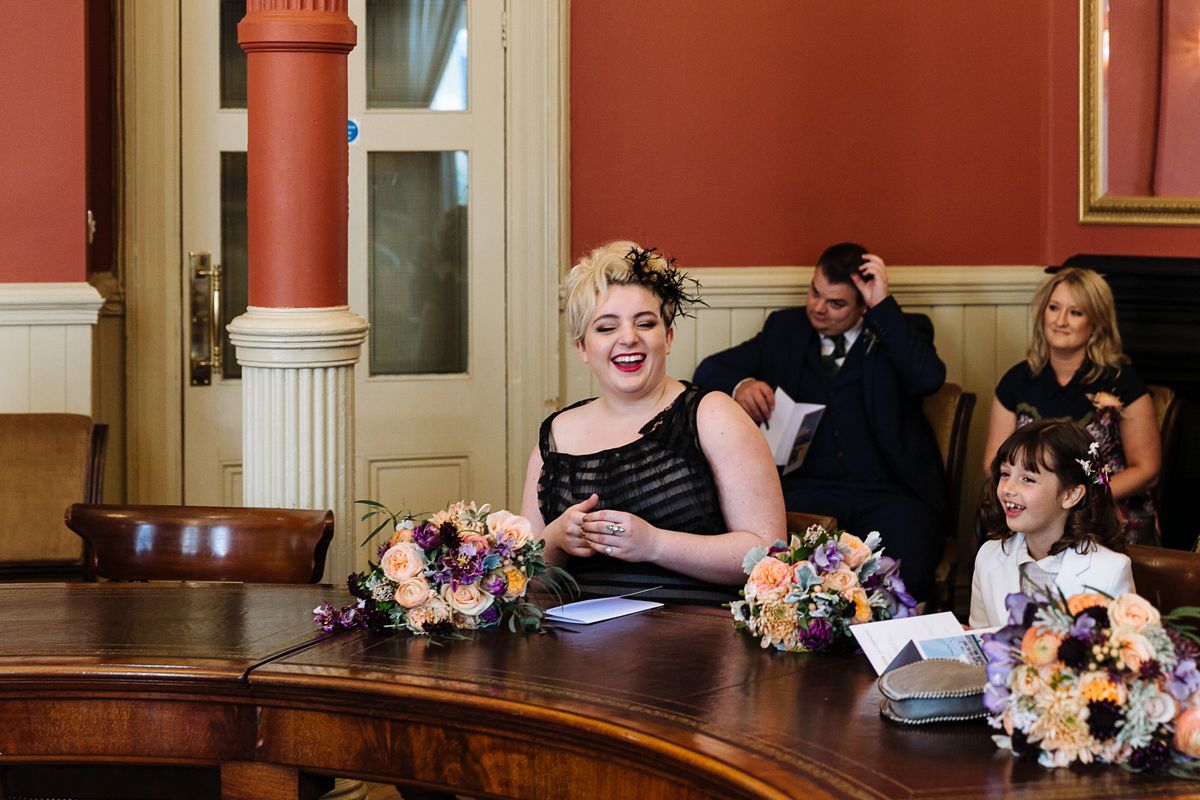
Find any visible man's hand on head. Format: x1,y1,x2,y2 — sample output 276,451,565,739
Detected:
851,254,889,308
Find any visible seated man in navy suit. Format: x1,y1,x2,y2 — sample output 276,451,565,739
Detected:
693,242,947,600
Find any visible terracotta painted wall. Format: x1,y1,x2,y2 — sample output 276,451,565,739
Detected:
572,0,1200,267
0,0,87,283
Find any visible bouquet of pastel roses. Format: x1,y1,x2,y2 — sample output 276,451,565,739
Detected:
314,500,573,641
983,587,1200,777
729,525,916,653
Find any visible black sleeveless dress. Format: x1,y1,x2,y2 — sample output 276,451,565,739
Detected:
537,382,734,606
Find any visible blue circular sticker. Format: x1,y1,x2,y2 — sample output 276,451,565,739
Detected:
347,119,359,144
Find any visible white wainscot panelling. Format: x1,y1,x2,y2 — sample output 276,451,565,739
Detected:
0,283,104,414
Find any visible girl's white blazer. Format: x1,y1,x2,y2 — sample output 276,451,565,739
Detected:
968,532,1134,629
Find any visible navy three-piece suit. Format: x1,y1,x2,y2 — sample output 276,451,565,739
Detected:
693,296,947,599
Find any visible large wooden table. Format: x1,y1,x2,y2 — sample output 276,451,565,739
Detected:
0,583,1197,799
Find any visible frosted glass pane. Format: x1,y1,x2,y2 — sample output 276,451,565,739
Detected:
367,0,468,110
220,152,248,380
219,0,247,109
369,151,468,375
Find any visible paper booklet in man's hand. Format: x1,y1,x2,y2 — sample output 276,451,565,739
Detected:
760,387,824,475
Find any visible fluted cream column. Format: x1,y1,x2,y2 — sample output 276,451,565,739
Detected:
227,307,366,582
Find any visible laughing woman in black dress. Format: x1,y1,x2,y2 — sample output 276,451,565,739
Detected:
519,241,786,606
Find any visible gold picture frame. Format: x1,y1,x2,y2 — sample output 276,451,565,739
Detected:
1080,0,1200,225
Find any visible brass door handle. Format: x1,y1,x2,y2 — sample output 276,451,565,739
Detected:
189,251,222,386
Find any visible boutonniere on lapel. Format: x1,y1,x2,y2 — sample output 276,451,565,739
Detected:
863,330,879,355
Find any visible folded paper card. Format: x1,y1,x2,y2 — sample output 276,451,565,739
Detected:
544,596,663,624
850,611,967,675
761,388,824,475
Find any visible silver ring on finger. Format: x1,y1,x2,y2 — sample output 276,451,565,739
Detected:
606,524,624,534
604,545,613,556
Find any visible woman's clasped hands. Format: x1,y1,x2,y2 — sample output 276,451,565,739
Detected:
560,493,656,562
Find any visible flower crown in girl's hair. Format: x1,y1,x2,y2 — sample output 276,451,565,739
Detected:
624,246,706,322
1076,441,1112,494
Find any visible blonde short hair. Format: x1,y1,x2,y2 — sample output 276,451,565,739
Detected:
562,241,686,343
1026,267,1128,383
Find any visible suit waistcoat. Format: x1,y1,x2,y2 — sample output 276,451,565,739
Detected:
786,335,894,486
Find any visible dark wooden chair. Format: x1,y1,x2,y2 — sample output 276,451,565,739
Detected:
786,511,838,535
923,383,977,614
0,414,107,582
1128,543,1200,614
65,504,335,583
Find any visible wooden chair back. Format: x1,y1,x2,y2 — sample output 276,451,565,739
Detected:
0,414,107,580
922,383,977,614
1127,543,1200,614
1146,384,1185,515
65,504,334,583
786,511,837,535
922,383,977,527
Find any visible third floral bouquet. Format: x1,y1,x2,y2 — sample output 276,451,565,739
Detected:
314,500,573,641
983,588,1200,776
729,525,916,653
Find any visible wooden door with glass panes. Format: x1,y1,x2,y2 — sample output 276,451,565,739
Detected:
181,0,508,576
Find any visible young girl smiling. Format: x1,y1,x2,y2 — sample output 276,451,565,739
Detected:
969,419,1133,629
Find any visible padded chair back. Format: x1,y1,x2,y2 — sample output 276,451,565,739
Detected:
0,414,106,578
786,511,837,535
65,504,334,583
922,383,977,526
1146,384,1184,515
1127,544,1200,614
922,383,977,614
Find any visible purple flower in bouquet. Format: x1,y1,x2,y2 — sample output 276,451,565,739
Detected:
479,605,501,625
797,617,834,650
1004,592,1038,628
413,521,441,549
872,557,915,618
480,572,507,597
1168,657,1200,701
448,548,485,588
812,540,842,572
439,521,462,549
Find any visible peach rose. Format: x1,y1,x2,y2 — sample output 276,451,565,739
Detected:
843,587,871,624
1109,625,1156,670
501,564,529,598
381,542,425,582
394,576,433,608
404,597,452,633
1109,593,1161,630
1020,625,1063,667
1176,706,1200,758
749,557,793,593
1014,665,1043,696
822,566,859,594
1092,391,1123,409
1066,593,1110,616
487,510,533,549
1078,671,1126,705
442,582,495,617
837,532,872,569
390,518,415,546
